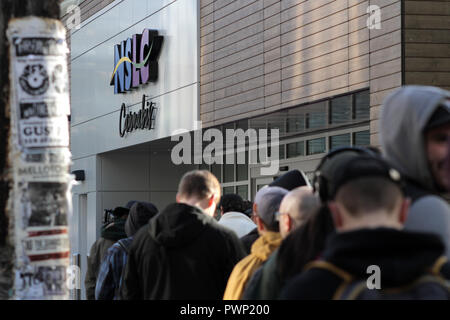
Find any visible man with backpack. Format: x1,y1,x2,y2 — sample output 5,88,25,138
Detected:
280,155,450,300
95,201,158,299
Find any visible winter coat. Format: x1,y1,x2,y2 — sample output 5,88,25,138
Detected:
223,231,282,300
242,248,282,300
95,201,159,300
84,218,127,300
218,211,257,238
240,228,259,254
120,203,246,300
280,228,450,300
380,86,450,257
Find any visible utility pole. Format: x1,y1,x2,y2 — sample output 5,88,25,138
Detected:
0,0,74,300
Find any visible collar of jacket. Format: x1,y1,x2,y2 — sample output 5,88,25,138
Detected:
250,231,282,260
322,227,445,286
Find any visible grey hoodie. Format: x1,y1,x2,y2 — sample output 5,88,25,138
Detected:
380,85,450,257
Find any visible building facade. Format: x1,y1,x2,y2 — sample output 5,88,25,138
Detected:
62,0,450,298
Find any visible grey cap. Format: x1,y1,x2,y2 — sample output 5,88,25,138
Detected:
254,186,288,229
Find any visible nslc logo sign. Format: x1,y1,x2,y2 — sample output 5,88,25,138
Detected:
110,29,163,94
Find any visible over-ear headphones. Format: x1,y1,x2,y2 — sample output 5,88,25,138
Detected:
312,146,378,202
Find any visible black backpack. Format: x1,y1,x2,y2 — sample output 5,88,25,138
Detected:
304,257,450,300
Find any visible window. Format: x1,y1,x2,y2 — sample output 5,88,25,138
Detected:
236,151,248,181
279,144,285,160
224,163,234,183
223,186,234,195
237,185,248,200
287,141,305,158
307,138,326,155
330,95,352,124
330,134,351,151
354,90,370,120
211,163,222,183
306,112,326,129
287,113,305,134
354,130,370,146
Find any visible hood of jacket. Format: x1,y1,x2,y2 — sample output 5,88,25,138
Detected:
101,218,127,241
380,85,450,192
125,201,158,237
218,211,256,238
323,228,445,286
147,202,214,248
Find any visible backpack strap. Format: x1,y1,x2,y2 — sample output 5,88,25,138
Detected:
429,256,448,277
303,260,354,299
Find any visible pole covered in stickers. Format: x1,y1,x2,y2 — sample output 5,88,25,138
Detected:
4,13,74,300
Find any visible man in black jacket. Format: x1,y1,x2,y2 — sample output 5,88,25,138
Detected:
120,170,246,300
281,156,450,300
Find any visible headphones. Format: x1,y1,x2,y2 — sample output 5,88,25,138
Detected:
312,146,378,202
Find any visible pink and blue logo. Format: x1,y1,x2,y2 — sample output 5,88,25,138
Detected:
110,29,163,94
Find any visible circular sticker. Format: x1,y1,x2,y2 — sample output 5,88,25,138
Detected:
19,64,50,96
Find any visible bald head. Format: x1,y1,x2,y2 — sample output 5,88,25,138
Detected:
279,187,320,238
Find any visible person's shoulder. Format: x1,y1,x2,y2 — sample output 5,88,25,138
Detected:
413,195,450,212
407,195,450,227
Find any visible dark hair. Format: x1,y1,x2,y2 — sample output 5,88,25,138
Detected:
219,194,244,213
336,177,402,216
277,205,335,281
178,170,221,202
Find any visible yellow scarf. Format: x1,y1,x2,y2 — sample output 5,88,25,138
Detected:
223,231,282,300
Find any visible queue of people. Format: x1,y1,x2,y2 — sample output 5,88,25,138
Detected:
86,85,450,300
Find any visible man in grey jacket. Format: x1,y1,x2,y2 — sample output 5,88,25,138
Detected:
380,85,450,257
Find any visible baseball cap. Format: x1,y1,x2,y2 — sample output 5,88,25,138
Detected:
254,186,288,229
330,155,402,199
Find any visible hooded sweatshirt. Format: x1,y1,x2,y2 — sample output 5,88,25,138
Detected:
280,228,450,300
380,85,450,257
120,202,246,300
218,211,257,238
223,231,282,300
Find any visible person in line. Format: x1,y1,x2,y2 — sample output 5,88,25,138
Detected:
281,155,450,300
218,194,256,238
85,206,129,300
223,186,287,300
243,186,320,299
95,201,158,300
240,170,309,254
380,85,450,256
120,170,246,300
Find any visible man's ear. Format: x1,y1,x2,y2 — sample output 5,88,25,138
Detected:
284,214,293,233
399,198,410,224
328,202,343,229
176,193,181,203
207,194,216,209
255,215,266,232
